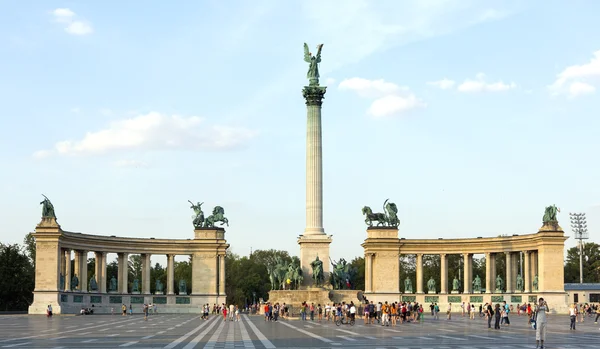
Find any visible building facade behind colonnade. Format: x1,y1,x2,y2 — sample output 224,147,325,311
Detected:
362,204,570,313
29,197,229,315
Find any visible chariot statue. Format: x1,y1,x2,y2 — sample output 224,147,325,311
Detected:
204,206,229,228
362,199,400,227
188,200,205,228
542,204,560,223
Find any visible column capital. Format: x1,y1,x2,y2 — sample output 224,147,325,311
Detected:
302,85,327,106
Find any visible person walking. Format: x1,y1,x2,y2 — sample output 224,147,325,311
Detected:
535,298,549,349
486,303,494,328
494,304,501,329
446,303,452,320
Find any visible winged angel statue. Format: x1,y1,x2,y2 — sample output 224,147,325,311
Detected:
304,43,323,86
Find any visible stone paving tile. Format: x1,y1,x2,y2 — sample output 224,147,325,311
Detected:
0,313,599,348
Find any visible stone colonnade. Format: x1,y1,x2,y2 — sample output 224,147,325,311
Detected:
362,222,569,313
29,217,229,314
364,250,539,294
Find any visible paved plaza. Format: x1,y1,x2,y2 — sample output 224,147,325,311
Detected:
0,313,599,349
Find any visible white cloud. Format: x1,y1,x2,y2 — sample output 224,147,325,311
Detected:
114,160,148,168
52,8,75,21
34,112,257,157
548,50,600,97
427,78,456,90
339,78,424,118
457,73,516,93
65,21,93,35
325,78,336,85
568,82,595,97
51,8,93,36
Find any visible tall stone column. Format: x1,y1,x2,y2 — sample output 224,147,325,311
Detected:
298,83,332,286
511,252,519,292
440,253,448,294
463,253,473,294
79,251,88,292
100,252,107,293
524,251,531,293
365,253,372,292
219,254,226,296
65,249,72,291
142,254,151,294
505,252,513,293
486,253,495,293
94,252,103,292
60,250,67,291
73,250,81,291
530,251,538,287
416,254,424,294
167,254,175,295
118,253,129,293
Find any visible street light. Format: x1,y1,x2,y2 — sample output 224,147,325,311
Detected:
569,213,589,284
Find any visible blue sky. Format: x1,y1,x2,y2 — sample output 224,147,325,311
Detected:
1,0,599,262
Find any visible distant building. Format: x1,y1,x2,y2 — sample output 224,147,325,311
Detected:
564,283,600,304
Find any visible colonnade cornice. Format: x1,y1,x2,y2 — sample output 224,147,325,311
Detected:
54,231,229,255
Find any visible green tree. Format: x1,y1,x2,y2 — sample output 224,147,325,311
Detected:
0,244,34,311
151,262,166,294
348,256,365,290
23,233,36,267
564,242,600,283
174,258,192,294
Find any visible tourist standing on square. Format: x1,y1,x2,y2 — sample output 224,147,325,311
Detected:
535,298,549,348
486,303,493,328
569,303,577,330
446,303,452,320
494,304,501,329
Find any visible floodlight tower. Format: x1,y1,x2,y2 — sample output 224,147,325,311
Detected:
569,213,588,284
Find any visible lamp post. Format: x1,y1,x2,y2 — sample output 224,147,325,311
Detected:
569,213,588,284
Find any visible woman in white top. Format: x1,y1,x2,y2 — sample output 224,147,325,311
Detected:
569,303,577,330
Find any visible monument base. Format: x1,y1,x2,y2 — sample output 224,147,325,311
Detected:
428,291,436,294
267,289,362,314
451,291,460,294
297,234,332,287
495,289,503,294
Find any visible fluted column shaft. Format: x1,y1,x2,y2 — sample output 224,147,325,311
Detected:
73,251,81,291
524,251,531,293
505,252,513,293
61,251,67,291
463,253,473,294
65,249,72,291
80,251,88,292
485,253,494,293
142,254,151,294
167,254,175,295
100,253,107,293
219,254,226,295
94,252,103,292
118,253,129,293
416,254,424,293
440,254,448,293
303,86,326,235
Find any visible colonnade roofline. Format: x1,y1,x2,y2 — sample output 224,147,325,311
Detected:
362,229,568,255
47,229,229,255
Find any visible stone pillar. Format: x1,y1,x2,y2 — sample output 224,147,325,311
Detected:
440,253,448,294
100,253,107,293
505,252,513,293
79,251,88,292
302,84,327,235
94,252,103,292
365,253,372,292
73,251,81,291
142,254,151,294
524,251,531,293
167,254,175,295
118,253,129,293
29,218,63,314
511,252,519,292
416,254,424,294
65,249,72,291
531,251,538,287
60,251,67,291
219,254,226,295
486,252,495,293
463,253,473,294
298,84,331,286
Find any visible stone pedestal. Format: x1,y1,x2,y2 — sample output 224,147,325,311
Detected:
428,291,436,294
495,289,503,294
297,234,332,287
191,228,228,300
451,290,460,294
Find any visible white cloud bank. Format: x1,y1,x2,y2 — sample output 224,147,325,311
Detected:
51,8,93,35
34,112,257,158
339,78,425,118
548,50,600,98
428,73,516,93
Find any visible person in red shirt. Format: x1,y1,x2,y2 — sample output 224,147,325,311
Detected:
223,303,227,321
